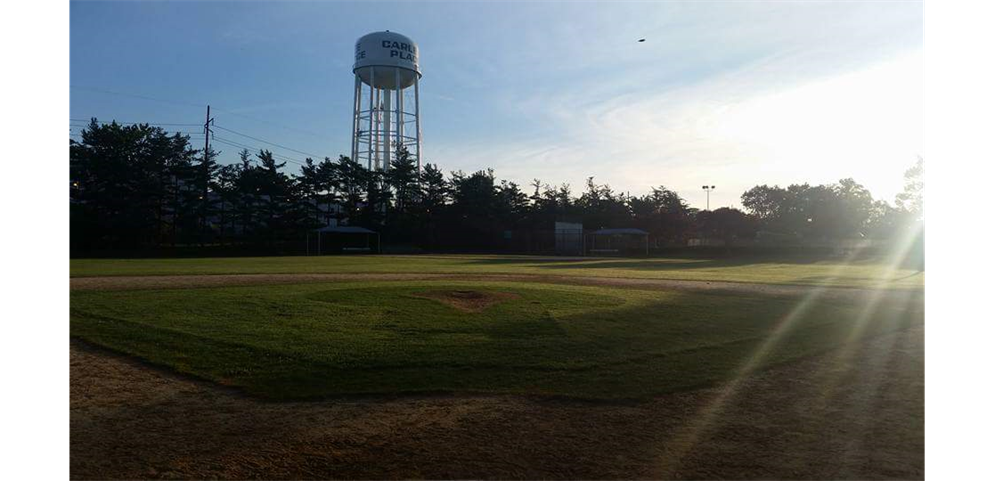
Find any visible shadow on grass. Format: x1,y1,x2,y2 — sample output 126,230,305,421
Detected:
455,252,914,275
459,257,802,272
70,282,925,402
888,271,925,282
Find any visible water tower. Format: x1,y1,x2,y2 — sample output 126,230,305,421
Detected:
350,31,422,172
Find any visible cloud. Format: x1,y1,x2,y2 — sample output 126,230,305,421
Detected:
431,44,922,209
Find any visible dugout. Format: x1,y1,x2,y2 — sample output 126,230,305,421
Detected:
307,226,380,255
586,228,649,256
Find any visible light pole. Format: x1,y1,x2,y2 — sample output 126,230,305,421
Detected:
702,185,715,211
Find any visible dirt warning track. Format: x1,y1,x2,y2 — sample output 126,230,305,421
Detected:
71,323,923,479
71,272,924,479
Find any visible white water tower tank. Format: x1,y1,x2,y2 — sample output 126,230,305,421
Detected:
350,31,422,172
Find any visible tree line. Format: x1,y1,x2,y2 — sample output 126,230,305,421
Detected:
70,120,923,256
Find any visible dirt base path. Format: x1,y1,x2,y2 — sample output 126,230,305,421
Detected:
70,272,922,304
71,316,923,480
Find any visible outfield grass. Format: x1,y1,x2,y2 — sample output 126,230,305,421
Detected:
70,279,923,400
71,254,924,289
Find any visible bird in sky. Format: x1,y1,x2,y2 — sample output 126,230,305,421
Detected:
638,38,646,42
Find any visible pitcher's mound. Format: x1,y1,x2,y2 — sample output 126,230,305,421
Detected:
412,289,521,313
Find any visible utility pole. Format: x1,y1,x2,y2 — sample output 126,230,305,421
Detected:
702,185,716,211
203,105,214,196
201,105,214,242
203,105,213,157
202,105,214,193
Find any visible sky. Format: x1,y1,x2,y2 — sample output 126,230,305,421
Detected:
70,0,923,210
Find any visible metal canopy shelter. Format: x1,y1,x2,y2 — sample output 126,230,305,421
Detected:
586,228,649,256
307,226,380,255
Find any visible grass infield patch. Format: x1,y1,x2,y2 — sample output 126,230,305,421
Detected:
70,280,923,400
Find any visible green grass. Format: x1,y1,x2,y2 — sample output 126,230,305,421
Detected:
71,254,924,289
71,279,923,400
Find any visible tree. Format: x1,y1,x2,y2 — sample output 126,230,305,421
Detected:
315,157,339,226
741,180,878,241
70,120,197,252
361,169,390,228
194,146,220,244
70,116,917,256
233,149,261,239
631,186,692,245
696,207,756,247
834,178,874,238
895,157,924,221
419,163,449,212
496,180,530,228
387,146,419,216
295,157,322,224
741,185,787,222
414,163,449,247
332,155,368,225
214,163,240,243
577,177,631,230
255,149,290,241
446,169,504,248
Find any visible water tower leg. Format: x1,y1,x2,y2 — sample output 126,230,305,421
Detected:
351,75,361,163
414,75,421,174
374,87,381,170
395,68,403,159
383,82,391,171
367,67,375,170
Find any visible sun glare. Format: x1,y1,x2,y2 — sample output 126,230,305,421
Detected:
709,52,923,194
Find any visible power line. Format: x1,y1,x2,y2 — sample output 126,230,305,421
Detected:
69,124,205,136
70,85,204,108
214,142,306,168
71,85,326,138
212,136,307,167
219,146,305,167
68,111,309,168
70,118,202,127
70,85,331,159
68,127,309,171
209,107,326,138
69,124,321,167
213,125,324,159
69,102,327,169
68,118,322,159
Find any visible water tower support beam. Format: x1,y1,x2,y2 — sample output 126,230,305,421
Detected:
351,75,361,163
383,81,391,171
395,68,403,160
374,87,381,170
414,75,421,174
367,67,375,170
